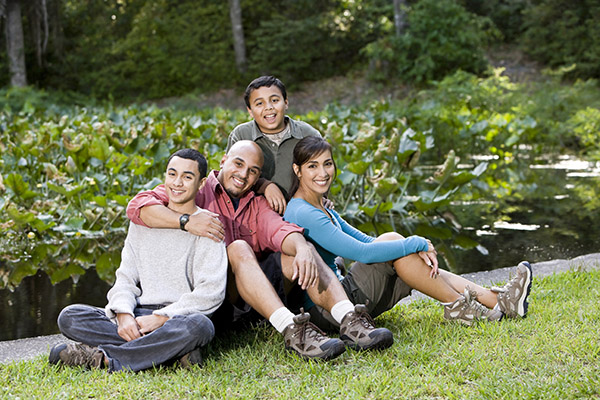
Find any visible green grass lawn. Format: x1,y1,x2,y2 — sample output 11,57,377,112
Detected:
1,268,599,399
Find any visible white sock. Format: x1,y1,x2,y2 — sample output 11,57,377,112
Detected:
331,300,355,324
269,307,296,333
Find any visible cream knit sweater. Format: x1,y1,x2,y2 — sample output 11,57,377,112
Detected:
105,218,227,320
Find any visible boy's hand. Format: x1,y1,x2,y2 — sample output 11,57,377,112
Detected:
322,197,334,209
264,183,286,215
136,314,169,335
116,313,141,342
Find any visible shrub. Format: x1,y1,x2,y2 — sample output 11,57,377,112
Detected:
364,0,495,84
521,0,600,79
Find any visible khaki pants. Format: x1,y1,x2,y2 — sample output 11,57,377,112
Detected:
309,261,412,332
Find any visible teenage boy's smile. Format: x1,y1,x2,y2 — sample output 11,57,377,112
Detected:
165,156,203,209
247,85,288,134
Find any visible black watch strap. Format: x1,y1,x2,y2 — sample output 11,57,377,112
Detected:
179,214,190,231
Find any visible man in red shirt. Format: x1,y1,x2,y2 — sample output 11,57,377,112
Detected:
127,141,393,360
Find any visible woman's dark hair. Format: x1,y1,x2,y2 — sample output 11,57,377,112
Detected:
167,148,208,177
244,76,287,108
289,136,336,197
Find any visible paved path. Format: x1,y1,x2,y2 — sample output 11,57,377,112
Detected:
1,253,599,365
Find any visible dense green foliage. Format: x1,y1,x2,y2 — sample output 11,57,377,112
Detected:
520,0,600,79
3,0,600,97
1,0,390,99
2,71,600,288
364,0,495,83
2,269,600,398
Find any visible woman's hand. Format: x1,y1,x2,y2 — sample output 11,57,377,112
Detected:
418,239,439,278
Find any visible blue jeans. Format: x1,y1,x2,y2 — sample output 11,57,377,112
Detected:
57,304,214,372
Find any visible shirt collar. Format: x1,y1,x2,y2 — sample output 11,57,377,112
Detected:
206,170,256,202
251,116,302,140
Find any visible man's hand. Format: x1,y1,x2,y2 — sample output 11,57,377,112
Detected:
136,314,169,335
116,313,141,342
291,243,319,290
186,209,225,242
322,197,334,210
264,183,286,215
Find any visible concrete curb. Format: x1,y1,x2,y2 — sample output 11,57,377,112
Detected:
1,253,599,365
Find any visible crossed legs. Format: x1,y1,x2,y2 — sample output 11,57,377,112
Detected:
376,232,499,308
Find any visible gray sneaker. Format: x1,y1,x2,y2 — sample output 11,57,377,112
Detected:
339,304,394,351
492,261,533,318
49,343,104,369
283,309,346,361
443,286,503,326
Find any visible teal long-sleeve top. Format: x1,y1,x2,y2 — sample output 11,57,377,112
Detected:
284,198,429,279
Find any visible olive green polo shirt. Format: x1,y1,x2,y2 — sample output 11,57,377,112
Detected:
226,117,321,199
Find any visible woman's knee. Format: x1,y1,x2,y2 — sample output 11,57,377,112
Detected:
376,232,405,242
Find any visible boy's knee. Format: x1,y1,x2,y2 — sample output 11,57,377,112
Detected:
57,304,88,332
186,313,215,341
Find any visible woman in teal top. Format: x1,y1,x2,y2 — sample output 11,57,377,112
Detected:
284,136,533,331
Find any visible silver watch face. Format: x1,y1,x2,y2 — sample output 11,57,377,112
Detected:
180,214,190,230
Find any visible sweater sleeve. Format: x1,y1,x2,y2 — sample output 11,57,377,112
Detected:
286,200,429,264
153,237,228,317
105,224,142,319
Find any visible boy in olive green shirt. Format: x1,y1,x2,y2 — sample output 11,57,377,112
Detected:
226,76,321,214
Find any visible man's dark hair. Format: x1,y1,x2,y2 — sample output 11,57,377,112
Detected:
167,148,208,177
244,76,287,108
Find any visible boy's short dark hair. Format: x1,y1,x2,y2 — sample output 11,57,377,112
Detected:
244,76,287,108
167,148,208,177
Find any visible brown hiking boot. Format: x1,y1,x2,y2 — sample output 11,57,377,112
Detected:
492,261,533,318
443,286,503,326
339,304,394,351
179,347,203,368
49,343,104,369
283,309,345,361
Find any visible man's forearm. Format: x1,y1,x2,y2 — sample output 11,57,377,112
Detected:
280,232,307,256
139,204,181,229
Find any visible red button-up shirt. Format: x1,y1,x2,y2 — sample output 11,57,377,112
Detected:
126,171,303,260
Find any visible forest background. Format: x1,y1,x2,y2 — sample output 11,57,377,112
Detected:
1,0,600,290
2,0,599,99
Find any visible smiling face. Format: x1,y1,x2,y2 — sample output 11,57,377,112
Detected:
293,149,336,197
246,85,289,134
165,156,204,211
218,141,263,199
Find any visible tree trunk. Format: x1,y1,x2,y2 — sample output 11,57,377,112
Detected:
5,0,27,87
229,0,246,74
393,0,407,37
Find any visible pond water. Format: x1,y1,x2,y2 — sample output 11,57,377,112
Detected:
1,154,599,341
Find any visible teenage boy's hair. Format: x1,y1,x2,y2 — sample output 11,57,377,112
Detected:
167,148,208,177
244,76,287,108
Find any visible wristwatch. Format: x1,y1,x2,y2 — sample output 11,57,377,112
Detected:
179,214,190,231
